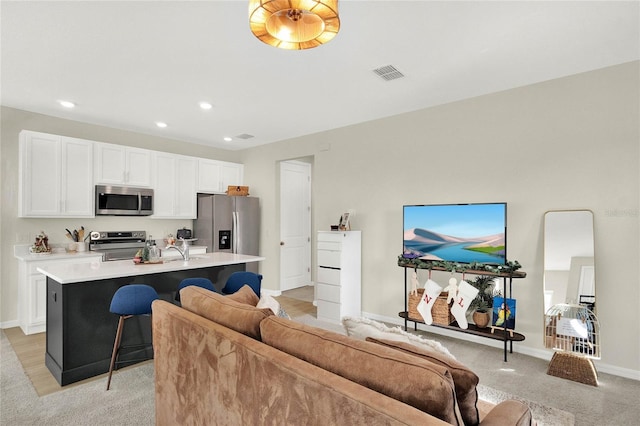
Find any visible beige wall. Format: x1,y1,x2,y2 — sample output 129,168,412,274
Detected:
2,62,638,377
240,61,639,377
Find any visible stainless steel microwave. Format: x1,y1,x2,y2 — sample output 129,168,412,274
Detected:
95,185,153,216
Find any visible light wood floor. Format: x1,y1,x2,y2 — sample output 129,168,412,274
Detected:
4,286,316,397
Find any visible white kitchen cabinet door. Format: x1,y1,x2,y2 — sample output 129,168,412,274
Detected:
19,131,93,217
60,136,94,216
220,162,244,190
94,142,151,187
197,159,222,192
152,152,197,219
197,159,244,193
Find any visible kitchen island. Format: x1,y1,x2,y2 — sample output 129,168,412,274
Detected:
37,252,264,386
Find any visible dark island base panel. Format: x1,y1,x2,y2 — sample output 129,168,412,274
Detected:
46,263,245,386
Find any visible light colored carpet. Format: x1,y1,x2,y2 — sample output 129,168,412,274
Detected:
2,316,573,426
0,331,154,425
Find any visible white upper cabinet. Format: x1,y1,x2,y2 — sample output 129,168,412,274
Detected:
19,131,94,218
94,142,152,187
197,158,244,193
152,152,197,219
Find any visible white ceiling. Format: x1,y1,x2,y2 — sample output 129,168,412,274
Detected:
2,1,638,151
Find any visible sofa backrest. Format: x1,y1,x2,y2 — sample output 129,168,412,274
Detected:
152,300,450,426
260,316,464,425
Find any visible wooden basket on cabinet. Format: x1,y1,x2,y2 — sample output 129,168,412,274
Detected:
226,186,249,196
408,289,454,325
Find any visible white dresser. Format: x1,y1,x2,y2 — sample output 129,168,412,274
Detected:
316,231,361,323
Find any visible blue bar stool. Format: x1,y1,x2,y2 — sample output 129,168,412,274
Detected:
221,272,263,297
175,277,216,302
106,284,159,390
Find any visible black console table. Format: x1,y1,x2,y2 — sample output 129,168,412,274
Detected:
398,261,526,362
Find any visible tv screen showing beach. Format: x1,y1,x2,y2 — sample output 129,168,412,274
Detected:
403,203,507,264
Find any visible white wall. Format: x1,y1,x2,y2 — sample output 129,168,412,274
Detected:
240,62,639,377
1,62,638,377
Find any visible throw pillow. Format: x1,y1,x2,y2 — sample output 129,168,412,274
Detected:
256,294,291,319
367,337,480,426
341,316,455,359
181,286,273,340
260,316,462,425
226,284,259,306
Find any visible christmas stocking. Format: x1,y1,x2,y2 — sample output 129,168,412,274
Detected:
416,279,443,325
450,280,479,329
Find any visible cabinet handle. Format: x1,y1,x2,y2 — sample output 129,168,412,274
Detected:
280,241,285,246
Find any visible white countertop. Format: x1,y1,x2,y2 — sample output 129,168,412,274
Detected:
14,245,103,262
36,252,265,284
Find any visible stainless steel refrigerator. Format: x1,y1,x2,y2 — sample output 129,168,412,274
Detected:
194,194,260,273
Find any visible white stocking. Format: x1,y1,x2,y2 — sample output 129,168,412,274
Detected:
416,279,443,325
450,280,479,329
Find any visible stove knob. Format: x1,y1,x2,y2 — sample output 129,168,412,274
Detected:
90,231,100,240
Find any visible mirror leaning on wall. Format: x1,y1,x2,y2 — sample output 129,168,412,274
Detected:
543,210,595,315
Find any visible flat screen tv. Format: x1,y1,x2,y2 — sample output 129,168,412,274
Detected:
403,203,507,265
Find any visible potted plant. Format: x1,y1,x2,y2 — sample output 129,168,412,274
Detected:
469,275,497,328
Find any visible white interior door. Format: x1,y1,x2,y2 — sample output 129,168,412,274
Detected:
280,160,311,291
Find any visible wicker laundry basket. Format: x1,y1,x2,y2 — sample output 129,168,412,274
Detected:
408,289,454,325
547,352,598,386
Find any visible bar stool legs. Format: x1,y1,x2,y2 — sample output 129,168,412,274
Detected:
106,314,132,390
106,284,158,391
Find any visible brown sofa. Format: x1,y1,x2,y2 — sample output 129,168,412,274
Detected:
152,286,532,426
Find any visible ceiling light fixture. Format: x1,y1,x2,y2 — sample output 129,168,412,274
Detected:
223,137,233,142
155,122,168,128
199,101,213,110
249,0,340,50
58,100,75,108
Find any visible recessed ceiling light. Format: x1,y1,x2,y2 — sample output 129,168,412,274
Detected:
155,122,168,128
223,137,232,142
58,100,75,108
199,101,213,110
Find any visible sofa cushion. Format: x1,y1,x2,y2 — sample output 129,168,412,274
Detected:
226,284,260,306
342,316,455,359
367,337,480,426
180,286,273,340
261,316,462,425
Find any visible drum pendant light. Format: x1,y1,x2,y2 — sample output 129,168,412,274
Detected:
249,0,340,50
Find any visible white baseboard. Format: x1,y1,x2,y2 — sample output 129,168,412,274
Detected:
0,319,19,330
363,311,640,382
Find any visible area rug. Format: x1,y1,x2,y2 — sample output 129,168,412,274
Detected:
0,332,154,425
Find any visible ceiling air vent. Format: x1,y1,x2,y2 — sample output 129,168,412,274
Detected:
372,65,405,81
235,134,254,140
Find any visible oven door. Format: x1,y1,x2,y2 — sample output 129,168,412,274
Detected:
92,248,141,261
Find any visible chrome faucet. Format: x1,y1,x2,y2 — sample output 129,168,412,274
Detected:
166,237,190,261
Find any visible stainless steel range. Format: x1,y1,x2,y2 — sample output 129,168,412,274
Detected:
89,230,147,261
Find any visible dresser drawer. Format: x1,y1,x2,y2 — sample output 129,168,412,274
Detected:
317,267,340,285
316,282,340,303
317,241,341,251
317,300,341,322
317,249,341,268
